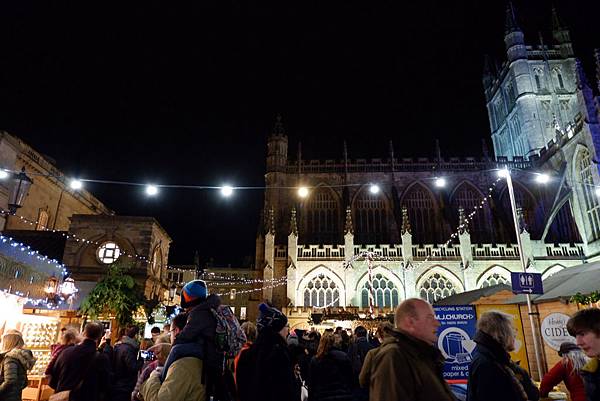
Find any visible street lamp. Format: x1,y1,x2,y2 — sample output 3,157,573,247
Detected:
60,276,78,311
500,167,544,379
8,168,33,214
168,283,177,303
44,275,59,299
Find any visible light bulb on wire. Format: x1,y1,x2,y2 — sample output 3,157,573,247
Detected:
145,184,159,196
298,187,309,198
221,185,234,197
70,179,83,190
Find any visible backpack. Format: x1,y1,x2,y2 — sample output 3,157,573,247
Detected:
211,304,247,359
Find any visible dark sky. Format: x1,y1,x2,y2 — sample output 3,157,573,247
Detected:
0,1,598,266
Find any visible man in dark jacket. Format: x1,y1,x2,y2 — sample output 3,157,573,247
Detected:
236,303,297,401
110,325,141,401
568,307,600,401
360,298,456,401
347,326,374,401
49,322,111,401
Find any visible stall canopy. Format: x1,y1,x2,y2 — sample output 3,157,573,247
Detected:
510,262,600,304
434,284,511,306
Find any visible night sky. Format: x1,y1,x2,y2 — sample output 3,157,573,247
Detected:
0,1,598,266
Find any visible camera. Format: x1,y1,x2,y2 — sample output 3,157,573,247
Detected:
139,350,155,361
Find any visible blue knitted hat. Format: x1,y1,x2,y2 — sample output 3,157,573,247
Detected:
181,280,208,308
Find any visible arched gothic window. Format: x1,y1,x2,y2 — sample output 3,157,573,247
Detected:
480,272,509,288
577,148,600,241
303,273,340,307
354,189,389,244
304,188,340,244
418,272,457,303
360,273,400,309
501,183,537,239
545,201,581,243
451,183,493,243
402,184,436,244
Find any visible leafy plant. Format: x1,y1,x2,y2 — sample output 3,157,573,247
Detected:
81,262,146,327
570,291,600,305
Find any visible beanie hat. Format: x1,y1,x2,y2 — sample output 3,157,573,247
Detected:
181,280,208,308
256,303,288,333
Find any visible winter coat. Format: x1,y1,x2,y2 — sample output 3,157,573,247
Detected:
347,337,374,385
111,336,142,401
0,348,36,401
141,357,206,401
173,294,220,347
359,328,456,401
540,359,586,401
467,331,539,401
49,338,112,401
236,328,298,401
581,358,600,401
308,349,353,401
45,343,74,375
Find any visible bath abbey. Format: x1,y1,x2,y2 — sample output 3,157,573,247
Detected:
255,5,600,311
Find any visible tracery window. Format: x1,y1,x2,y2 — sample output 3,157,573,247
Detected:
545,201,581,243
480,272,509,288
304,188,340,244
418,272,457,303
303,273,340,307
360,273,400,309
97,242,121,264
577,148,600,241
402,184,436,244
451,183,493,243
355,189,389,244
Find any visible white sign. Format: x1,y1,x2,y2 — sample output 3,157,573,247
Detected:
541,313,575,351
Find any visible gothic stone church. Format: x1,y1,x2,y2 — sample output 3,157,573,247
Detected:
255,5,600,311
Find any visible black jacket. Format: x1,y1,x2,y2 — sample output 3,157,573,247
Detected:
467,331,539,401
111,336,141,401
308,349,353,401
581,358,600,401
174,294,220,346
49,338,111,401
236,328,298,401
347,337,374,381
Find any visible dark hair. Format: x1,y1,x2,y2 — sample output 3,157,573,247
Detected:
151,327,161,334
354,326,367,338
567,308,600,336
84,322,105,341
125,325,140,338
172,313,188,331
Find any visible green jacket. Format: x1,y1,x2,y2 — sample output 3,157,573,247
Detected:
0,348,37,401
141,357,206,401
359,329,456,401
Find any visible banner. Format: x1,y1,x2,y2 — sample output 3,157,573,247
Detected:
433,305,477,382
476,304,530,373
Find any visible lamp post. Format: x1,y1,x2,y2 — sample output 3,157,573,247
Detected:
501,168,544,379
8,168,33,214
168,283,177,305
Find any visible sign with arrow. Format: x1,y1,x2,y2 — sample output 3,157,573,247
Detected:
511,272,543,295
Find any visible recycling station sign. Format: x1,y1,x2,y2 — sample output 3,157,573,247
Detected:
433,305,477,382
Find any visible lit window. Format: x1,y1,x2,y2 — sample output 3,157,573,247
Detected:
97,242,121,264
36,210,49,231
303,273,340,307
361,273,400,309
418,272,457,303
240,307,247,320
480,272,509,288
230,289,236,300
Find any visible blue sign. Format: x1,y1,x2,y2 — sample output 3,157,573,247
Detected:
511,272,543,294
433,305,477,382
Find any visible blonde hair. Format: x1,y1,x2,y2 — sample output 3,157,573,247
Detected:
1,332,25,353
62,329,79,345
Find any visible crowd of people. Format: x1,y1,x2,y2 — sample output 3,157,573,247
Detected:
1,279,600,401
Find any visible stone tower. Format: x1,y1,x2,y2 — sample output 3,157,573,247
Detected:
484,3,578,160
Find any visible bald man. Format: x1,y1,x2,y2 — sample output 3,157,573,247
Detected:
359,298,456,401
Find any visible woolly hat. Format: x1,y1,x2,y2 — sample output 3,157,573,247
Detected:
181,280,208,308
256,303,288,333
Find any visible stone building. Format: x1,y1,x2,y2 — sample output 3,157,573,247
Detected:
0,131,111,231
63,215,172,301
255,5,600,312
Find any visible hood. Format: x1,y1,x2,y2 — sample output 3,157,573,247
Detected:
192,294,221,311
4,348,37,370
118,336,139,348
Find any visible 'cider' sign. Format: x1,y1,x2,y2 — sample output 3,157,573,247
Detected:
541,313,575,350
